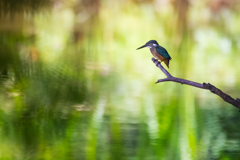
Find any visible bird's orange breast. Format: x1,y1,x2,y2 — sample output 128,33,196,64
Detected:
150,48,167,61
150,47,170,68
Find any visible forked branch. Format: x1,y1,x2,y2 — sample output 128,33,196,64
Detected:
152,58,240,111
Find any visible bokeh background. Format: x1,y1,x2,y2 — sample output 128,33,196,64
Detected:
0,0,240,159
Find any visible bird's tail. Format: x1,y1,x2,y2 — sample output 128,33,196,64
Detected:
164,60,169,68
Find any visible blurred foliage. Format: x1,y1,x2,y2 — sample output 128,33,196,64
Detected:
0,0,240,160
0,0,53,15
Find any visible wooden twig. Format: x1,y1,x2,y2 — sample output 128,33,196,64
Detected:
152,58,240,111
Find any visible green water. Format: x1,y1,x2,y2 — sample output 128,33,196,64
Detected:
0,0,240,159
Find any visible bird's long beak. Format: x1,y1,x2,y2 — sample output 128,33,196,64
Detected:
137,44,146,50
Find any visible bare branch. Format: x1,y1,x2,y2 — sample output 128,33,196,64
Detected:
152,58,240,111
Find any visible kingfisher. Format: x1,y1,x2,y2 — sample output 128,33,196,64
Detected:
137,40,172,68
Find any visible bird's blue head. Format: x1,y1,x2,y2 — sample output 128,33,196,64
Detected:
137,40,159,50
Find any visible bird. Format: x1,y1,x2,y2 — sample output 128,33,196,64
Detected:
137,40,172,68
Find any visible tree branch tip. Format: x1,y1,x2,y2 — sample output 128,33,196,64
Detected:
155,80,161,84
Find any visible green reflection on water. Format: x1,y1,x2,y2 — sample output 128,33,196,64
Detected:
1,0,240,160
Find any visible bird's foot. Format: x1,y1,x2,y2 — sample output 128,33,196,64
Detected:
155,60,162,66
153,58,162,63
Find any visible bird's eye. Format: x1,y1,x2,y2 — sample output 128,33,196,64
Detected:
153,44,157,47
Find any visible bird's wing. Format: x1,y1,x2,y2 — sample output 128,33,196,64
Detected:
156,46,171,60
